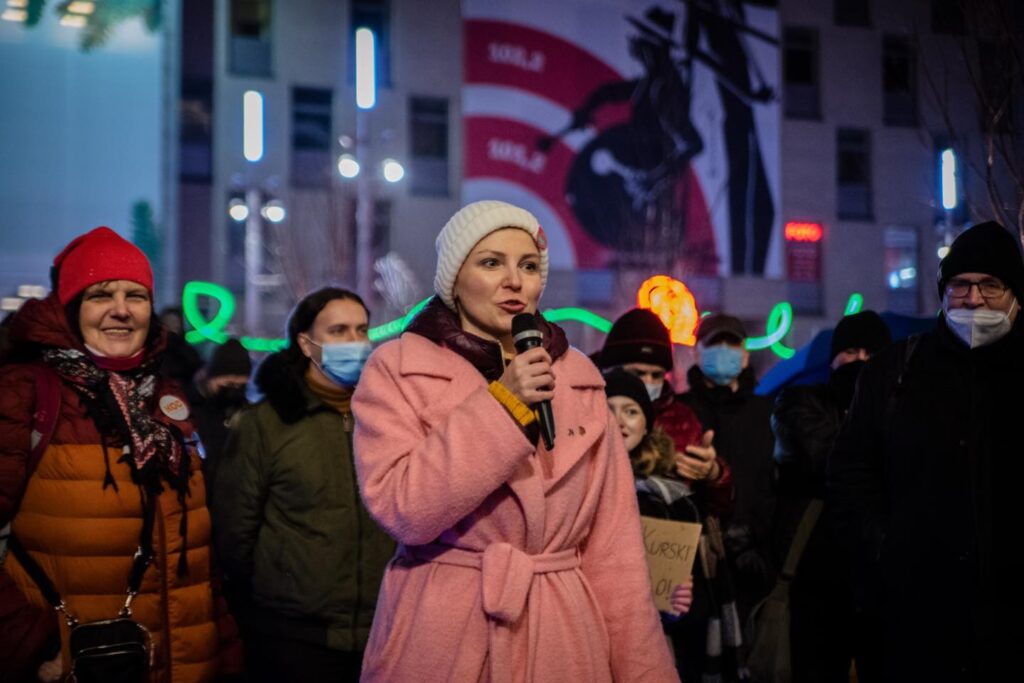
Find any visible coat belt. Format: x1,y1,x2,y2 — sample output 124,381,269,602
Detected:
401,542,580,625
400,542,583,681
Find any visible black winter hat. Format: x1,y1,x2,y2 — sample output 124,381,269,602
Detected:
207,338,252,378
603,369,655,434
696,313,747,346
599,308,673,371
938,221,1024,301
829,310,891,362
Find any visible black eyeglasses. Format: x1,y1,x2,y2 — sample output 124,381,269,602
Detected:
945,278,1009,299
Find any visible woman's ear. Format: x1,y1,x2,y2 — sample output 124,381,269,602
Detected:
296,333,315,361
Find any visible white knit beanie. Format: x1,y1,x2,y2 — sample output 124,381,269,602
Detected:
434,200,549,310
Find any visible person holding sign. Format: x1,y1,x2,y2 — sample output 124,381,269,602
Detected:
604,368,742,683
352,201,678,682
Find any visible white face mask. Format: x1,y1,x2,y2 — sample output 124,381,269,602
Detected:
644,382,663,401
944,298,1017,348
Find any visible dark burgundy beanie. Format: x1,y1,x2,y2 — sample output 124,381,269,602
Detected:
208,338,252,378
603,368,655,434
937,221,1024,301
830,310,891,362
599,308,673,371
52,227,154,305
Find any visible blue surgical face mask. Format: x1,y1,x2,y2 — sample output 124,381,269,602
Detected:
700,344,745,386
306,337,372,386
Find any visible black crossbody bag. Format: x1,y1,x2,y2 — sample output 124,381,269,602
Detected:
8,489,157,683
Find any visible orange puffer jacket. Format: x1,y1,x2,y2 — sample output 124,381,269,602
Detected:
0,296,218,682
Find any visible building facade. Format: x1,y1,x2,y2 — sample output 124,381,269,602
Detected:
2,0,1019,370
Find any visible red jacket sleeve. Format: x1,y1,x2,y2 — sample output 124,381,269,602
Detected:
0,365,60,679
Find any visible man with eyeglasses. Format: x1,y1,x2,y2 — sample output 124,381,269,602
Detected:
830,221,1024,682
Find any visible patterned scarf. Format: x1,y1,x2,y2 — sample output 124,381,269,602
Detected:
41,347,188,494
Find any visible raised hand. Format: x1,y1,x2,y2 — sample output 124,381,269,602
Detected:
675,430,720,481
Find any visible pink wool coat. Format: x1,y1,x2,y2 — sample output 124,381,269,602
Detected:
352,332,679,682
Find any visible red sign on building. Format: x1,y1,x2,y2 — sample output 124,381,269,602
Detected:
785,222,823,282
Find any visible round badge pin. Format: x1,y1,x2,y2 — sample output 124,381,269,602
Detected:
159,395,190,421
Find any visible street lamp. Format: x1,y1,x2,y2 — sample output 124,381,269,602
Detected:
382,158,405,183
937,148,958,259
354,27,377,301
233,88,285,336
337,154,360,179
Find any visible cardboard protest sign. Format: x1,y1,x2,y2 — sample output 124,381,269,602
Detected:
641,516,702,613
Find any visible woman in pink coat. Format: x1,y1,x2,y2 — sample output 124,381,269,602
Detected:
352,200,679,682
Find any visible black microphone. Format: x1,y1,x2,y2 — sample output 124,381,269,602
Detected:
512,313,556,451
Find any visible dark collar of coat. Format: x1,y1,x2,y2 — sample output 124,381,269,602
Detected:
254,350,324,425
686,364,757,403
403,296,569,382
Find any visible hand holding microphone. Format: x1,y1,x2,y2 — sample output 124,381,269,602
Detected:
502,313,556,450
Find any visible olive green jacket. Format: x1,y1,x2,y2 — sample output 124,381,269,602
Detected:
210,353,394,651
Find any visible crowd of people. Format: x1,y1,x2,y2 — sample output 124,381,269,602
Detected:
0,205,1020,682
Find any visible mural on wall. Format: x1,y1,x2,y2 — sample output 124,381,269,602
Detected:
463,0,781,278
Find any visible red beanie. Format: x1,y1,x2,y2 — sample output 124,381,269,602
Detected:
53,227,154,305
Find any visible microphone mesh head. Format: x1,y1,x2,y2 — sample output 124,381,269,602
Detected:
512,313,539,338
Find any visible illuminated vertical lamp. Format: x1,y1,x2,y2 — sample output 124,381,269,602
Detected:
354,27,376,300
242,90,264,334
940,148,957,211
355,28,377,110
243,90,265,162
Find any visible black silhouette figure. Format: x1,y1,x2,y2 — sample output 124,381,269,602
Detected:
538,7,704,261
679,0,777,275
540,2,778,275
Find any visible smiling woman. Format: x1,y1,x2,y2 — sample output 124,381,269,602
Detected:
0,227,219,682
76,280,153,358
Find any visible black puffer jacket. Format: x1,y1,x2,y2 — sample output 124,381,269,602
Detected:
829,316,1024,682
771,380,844,574
680,366,776,617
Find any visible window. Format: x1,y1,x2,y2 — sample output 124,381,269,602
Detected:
290,87,333,187
883,35,917,126
884,226,919,314
834,0,870,27
229,0,272,76
783,27,820,120
931,0,965,35
978,41,1014,134
837,128,873,221
350,0,391,87
180,77,213,182
409,97,449,196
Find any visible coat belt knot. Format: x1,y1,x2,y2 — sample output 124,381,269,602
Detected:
400,542,580,624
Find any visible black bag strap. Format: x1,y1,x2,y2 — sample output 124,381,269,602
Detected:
8,486,157,626
780,498,823,580
7,535,63,609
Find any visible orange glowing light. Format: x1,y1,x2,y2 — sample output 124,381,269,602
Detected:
636,275,699,346
784,221,824,242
